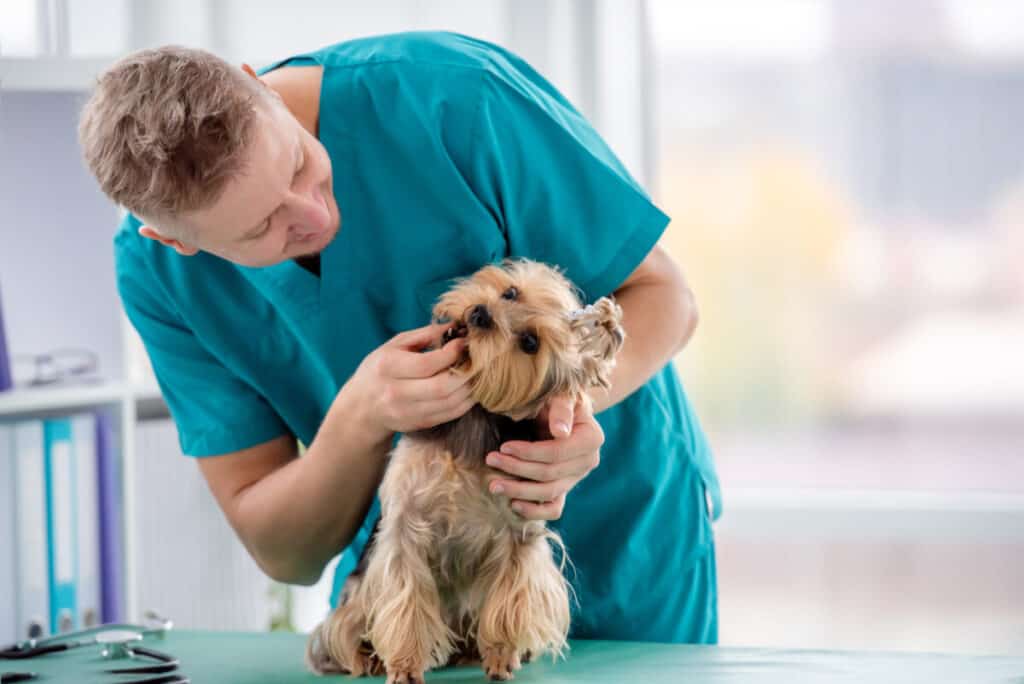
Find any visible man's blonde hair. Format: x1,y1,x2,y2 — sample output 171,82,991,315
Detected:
79,45,265,229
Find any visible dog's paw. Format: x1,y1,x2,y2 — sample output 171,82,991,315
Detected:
482,646,521,681
386,670,425,684
447,645,481,667
358,653,385,677
354,640,385,676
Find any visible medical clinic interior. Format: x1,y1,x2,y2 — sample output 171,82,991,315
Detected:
1,2,1022,683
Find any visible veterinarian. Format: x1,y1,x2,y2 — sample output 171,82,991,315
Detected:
80,32,722,643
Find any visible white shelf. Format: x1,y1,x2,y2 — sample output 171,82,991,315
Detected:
0,56,114,91
0,381,164,420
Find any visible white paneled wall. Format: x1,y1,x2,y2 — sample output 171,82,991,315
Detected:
134,419,274,631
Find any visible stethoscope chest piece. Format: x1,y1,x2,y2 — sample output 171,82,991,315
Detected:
95,630,144,660
0,613,186,682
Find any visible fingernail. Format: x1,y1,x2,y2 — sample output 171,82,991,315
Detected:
555,422,570,436
491,483,505,495
500,444,517,456
511,502,524,513
486,454,499,467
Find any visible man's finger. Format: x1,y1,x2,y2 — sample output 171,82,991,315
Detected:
391,322,451,350
547,395,574,438
500,421,601,464
486,450,590,482
490,476,571,503
391,338,467,379
510,494,566,521
573,395,593,424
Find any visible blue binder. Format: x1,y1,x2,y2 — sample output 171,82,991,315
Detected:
43,418,78,634
97,411,123,623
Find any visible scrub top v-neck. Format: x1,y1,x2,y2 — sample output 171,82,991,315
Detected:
115,31,721,644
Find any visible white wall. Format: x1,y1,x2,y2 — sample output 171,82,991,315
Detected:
0,91,123,385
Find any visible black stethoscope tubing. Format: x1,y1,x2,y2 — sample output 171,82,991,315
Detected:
0,643,73,660
1,640,183,683
105,646,180,674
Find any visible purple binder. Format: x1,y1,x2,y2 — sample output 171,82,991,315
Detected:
0,282,12,391
96,411,124,622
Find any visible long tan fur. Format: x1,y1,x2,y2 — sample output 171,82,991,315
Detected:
307,259,624,683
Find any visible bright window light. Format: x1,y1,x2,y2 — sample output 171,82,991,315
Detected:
648,0,828,61
0,0,41,56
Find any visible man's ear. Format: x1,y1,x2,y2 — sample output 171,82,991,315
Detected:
138,225,199,256
241,63,283,102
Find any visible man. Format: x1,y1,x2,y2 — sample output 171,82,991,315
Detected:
79,31,721,643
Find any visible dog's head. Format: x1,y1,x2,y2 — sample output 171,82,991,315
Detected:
432,259,625,419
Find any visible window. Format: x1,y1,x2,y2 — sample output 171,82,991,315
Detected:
0,1,41,56
651,0,1024,653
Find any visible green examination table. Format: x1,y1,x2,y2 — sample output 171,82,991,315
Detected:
10,630,1023,683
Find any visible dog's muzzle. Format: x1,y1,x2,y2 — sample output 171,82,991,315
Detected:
442,322,469,345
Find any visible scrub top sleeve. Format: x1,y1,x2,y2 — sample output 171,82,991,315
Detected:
115,234,290,457
464,70,671,302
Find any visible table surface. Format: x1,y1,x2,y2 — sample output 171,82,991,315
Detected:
7,630,1023,683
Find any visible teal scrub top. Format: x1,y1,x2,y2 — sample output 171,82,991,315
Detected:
115,32,722,644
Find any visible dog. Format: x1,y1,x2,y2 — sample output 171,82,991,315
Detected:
306,259,625,683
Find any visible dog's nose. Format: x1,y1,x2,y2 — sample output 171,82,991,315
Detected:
468,304,492,329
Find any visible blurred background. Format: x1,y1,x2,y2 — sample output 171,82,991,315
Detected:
1,0,1021,655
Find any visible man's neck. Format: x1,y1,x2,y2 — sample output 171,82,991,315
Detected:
260,66,323,138
294,253,321,277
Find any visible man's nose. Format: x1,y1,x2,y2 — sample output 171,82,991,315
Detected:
288,187,330,231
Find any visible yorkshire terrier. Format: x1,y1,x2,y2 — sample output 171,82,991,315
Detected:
306,259,625,683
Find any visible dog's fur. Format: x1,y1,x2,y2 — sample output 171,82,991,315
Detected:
306,260,625,683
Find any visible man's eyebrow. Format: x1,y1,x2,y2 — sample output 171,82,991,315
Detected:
240,140,303,240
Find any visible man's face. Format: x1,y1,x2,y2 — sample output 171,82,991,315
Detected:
143,97,341,268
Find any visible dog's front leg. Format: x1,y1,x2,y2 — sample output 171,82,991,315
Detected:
475,528,571,680
362,513,454,683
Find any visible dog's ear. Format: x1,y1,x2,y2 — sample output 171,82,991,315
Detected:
571,297,625,390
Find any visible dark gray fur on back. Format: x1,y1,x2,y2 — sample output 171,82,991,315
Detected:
408,404,537,463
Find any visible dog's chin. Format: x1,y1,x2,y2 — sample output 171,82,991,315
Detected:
501,406,541,422
479,395,548,422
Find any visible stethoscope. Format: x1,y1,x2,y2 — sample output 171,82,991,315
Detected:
0,611,187,683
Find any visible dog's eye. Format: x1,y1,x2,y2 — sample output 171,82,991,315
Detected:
502,286,519,301
519,331,539,355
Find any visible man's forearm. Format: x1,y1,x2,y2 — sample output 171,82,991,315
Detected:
232,389,393,585
591,264,698,414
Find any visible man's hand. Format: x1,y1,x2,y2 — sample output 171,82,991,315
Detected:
485,395,604,521
346,322,475,440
